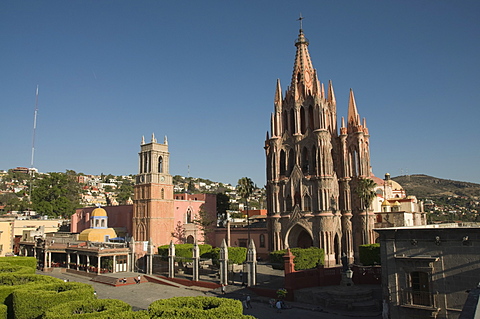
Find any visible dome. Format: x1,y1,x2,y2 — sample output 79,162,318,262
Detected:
381,200,391,207
78,228,117,242
392,201,401,206
91,207,108,217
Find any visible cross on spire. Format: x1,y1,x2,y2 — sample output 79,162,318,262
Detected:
297,13,304,30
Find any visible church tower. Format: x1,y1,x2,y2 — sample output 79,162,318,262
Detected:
133,134,174,249
265,26,373,265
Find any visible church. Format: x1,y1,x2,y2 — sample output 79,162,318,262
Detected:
265,27,374,266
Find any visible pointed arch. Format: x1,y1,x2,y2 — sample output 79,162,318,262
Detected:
288,149,295,176
308,105,314,130
303,194,312,211
158,156,163,173
300,106,306,134
279,150,286,176
301,147,309,174
289,108,295,134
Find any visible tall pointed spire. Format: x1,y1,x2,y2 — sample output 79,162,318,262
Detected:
347,89,360,127
328,80,336,104
274,79,282,112
289,27,315,97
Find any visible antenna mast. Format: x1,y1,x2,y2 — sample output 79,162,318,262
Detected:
31,85,39,169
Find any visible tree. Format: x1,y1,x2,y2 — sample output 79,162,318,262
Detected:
171,221,186,243
194,204,216,242
216,192,230,225
31,172,81,217
236,177,255,242
355,177,377,244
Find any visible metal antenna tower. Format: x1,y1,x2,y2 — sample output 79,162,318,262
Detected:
28,86,39,210
31,85,39,170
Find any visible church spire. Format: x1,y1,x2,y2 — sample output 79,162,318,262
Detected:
347,89,360,128
289,26,315,97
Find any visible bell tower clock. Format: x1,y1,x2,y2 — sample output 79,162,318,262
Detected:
133,133,174,249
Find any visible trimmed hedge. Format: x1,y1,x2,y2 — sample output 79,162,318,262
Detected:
359,243,380,266
157,244,212,259
269,247,324,270
0,305,6,319
209,247,246,265
0,257,36,272
0,274,63,304
0,265,34,275
42,299,132,318
13,282,95,319
148,296,249,318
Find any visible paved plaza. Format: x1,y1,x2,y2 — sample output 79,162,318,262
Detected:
41,269,382,319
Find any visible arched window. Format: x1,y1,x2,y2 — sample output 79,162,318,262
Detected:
260,234,265,248
285,195,293,212
303,194,311,211
311,145,317,175
283,110,288,133
280,150,286,176
158,156,163,173
308,105,314,130
161,188,165,199
302,147,309,174
101,219,105,228
288,150,295,175
290,108,295,134
300,107,306,134
186,209,193,224
294,192,301,207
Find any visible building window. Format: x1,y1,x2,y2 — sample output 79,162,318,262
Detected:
260,234,265,248
186,209,192,223
409,271,432,306
158,156,163,173
238,239,248,248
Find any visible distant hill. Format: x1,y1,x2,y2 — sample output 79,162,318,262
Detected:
392,174,480,199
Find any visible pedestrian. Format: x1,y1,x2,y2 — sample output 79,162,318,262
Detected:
239,271,243,285
276,300,282,313
246,295,252,309
221,284,226,295
137,275,141,284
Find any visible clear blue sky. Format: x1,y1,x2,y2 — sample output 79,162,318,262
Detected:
1,1,479,187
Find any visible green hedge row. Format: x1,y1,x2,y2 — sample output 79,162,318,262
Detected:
43,299,132,319
13,282,95,319
359,243,380,266
157,244,212,259
209,247,246,265
0,305,6,319
0,265,34,275
269,247,324,270
0,257,36,271
148,296,254,318
0,274,63,304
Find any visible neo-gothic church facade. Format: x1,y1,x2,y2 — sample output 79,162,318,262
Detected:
265,29,374,266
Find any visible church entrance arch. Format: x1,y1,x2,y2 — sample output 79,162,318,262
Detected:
286,224,313,248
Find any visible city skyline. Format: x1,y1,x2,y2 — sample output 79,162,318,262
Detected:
1,1,479,187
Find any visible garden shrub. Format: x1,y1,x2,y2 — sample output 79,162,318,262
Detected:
209,247,246,265
157,244,212,259
13,282,95,319
0,265,34,275
359,243,380,266
42,299,131,319
0,305,6,319
0,257,36,272
148,296,249,318
269,247,324,270
0,274,63,304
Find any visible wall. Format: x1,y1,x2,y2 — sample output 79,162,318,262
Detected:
377,226,479,319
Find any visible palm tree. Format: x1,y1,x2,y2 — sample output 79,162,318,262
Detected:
236,177,255,242
355,178,377,244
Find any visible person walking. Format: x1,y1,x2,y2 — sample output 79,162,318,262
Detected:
221,284,226,295
246,295,252,309
276,300,282,313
